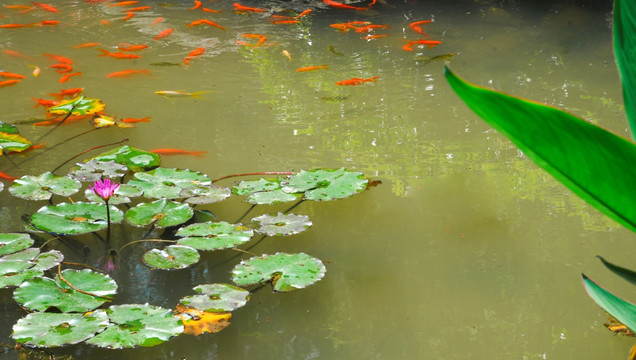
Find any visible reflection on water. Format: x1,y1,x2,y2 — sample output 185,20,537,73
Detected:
0,0,633,359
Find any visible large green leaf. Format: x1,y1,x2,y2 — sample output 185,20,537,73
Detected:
281,169,368,201
10,172,81,200
582,274,636,332
91,145,160,173
251,213,312,236
614,0,636,138
445,66,636,233
30,202,124,235
143,245,200,270
12,311,109,348
128,167,212,199
0,233,34,256
69,159,129,182
180,283,250,312
176,221,254,251
0,249,63,288
125,199,193,228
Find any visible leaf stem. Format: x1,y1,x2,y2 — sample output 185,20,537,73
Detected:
51,138,129,173
56,264,113,301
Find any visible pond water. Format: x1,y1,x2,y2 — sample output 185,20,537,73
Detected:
0,0,634,359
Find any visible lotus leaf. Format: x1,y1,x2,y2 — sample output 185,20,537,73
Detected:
30,249,64,271
143,245,200,270
128,167,212,199
232,178,281,195
30,202,124,235
281,168,368,201
0,132,31,155
0,269,45,289
176,305,231,336
86,304,184,348
92,145,160,173
180,283,250,312
180,184,231,204
176,221,253,251
12,310,109,347
0,233,34,256
232,178,299,204
0,248,40,276
0,248,63,289
69,159,129,182
13,269,116,312
252,213,312,236
0,121,18,134
47,96,105,116
231,252,326,292
247,190,299,205
125,199,193,228
85,184,142,205
9,172,82,200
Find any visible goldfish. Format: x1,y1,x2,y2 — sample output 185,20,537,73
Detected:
40,20,60,26
272,20,299,24
49,88,84,98
295,9,312,18
335,76,379,85
29,64,40,76
50,63,73,73
322,0,367,10
100,19,110,26
233,3,266,13
183,47,205,65
32,2,58,13
402,39,442,51
73,42,101,48
3,5,31,10
409,20,431,38
32,97,59,107
355,24,390,32
240,33,266,47
107,69,151,78
121,11,135,21
187,19,225,30
124,6,150,12
329,23,356,32
0,23,37,28
0,71,25,79
187,1,202,10
43,53,73,64
282,50,291,61
151,17,164,26
59,72,81,83
296,64,328,72
121,116,151,123
2,49,30,58
150,148,209,157
201,8,221,13
0,79,20,88
154,28,173,40
98,49,141,59
108,1,138,6
155,90,208,98
117,44,148,51
0,171,17,181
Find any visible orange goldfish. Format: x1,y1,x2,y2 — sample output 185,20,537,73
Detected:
201,8,221,13
282,50,291,61
295,9,312,18
409,20,431,38
296,64,328,72
322,0,367,10
49,88,84,98
362,34,389,39
151,17,164,26
50,63,73,73
273,20,299,24
187,19,225,30
402,39,442,51
40,20,60,26
32,97,59,107
32,2,58,13
355,24,390,32
187,0,202,10
121,11,135,21
0,79,20,88
0,171,17,181
0,23,37,28
107,69,151,77
121,116,151,123
117,43,148,51
0,71,25,79
154,28,173,40
100,19,110,26
73,42,101,48
124,6,150,12
59,72,81,83
98,49,141,59
2,49,30,58
43,53,73,64
335,76,379,85
108,1,138,6
233,3,266,13
150,148,209,157
3,5,31,10
183,47,205,65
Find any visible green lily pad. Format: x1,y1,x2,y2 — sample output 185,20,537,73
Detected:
251,213,312,236
91,145,160,173
0,248,40,276
48,96,106,116
0,233,34,256
125,199,193,228
231,252,326,292
84,184,142,205
143,245,200,270
247,190,299,205
176,221,254,251
180,184,231,205
232,179,299,204
0,269,45,289
128,168,212,199
69,159,129,182
14,269,117,312
0,132,31,155
180,283,250,312
0,249,63,288
12,310,109,348
30,202,124,235
86,304,184,348
232,178,281,195
0,121,19,134
281,168,368,201
9,172,81,200
30,249,64,271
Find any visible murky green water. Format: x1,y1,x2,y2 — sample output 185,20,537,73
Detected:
1,0,634,359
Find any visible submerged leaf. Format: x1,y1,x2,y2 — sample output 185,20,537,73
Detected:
12,310,109,347
30,202,124,235
176,305,231,336
47,96,105,116
231,252,326,292
125,198,193,228
9,172,81,200
128,167,211,199
180,283,250,312
281,169,368,201
143,245,200,270
176,221,253,251
91,145,160,173
251,213,312,236
86,304,184,348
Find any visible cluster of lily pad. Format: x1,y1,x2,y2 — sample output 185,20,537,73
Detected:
0,144,369,349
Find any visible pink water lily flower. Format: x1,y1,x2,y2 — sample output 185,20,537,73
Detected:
89,178,120,201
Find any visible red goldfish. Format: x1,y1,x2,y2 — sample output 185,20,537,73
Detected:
233,3,266,13
295,9,312,18
40,20,60,26
49,88,83,98
98,49,141,59
322,0,367,10
202,8,221,13
0,79,20,88
59,72,81,83
273,20,299,24
108,1,138,6
187,19,225,30
121,11,135,21
335,76,379,85
117,44,148,52
124,6,150,12
0,71,25,79
0,23,37,28
121,116,151,123
107,69,151,77
355,24,390,32
402,39,442,51
32,2,58,13
2,49,31,58
154,28,173,40
363,34,389,39
32,97,59,107
296,64,328,72
187,1,202,10
151,17,164,26
43,53,73,64
150,148,209,157
0,171,17,181
73,42,101,48
183,47,205,65
50,63,73,73
409,20,432,38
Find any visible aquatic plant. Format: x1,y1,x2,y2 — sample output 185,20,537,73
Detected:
445,0,636,350
0,144,371,350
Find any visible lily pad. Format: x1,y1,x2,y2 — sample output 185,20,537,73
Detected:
125,199,193,228
0,249,63,288
12,310,109,348
231,252,326,292
30,202,124,235
14,269,117,312
143,245,200,270
85,184,142,205
91,145,160,173
232,178,281,195
90,115,135,129
9,172,81,200
0,248,40,276
281,168,368,201
30,249,64,271
69,159,129,182
48,96,105,116
180,184,231,204
232,178,299,204
0,121,19,134
0,233,34,256
176,305,232,336
0,132,31,155
87,304,184,348
247,190,299,205
128,167,212,199
251,213,312,236
176,221,253,251
180,283,250,312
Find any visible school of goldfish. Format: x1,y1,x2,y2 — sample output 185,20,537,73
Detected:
0,0,448,179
